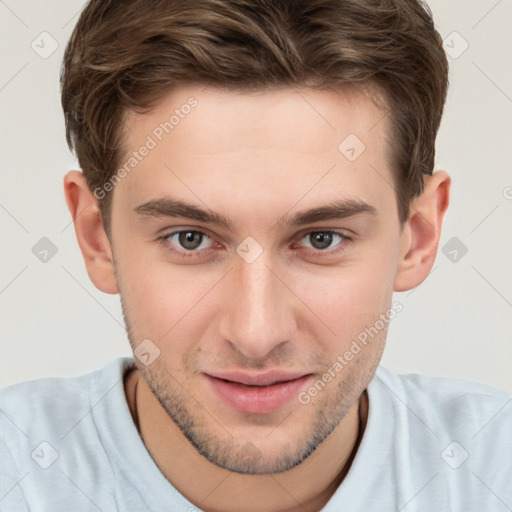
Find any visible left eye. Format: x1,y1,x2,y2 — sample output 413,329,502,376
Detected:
299,231,345,251
165,230,214,251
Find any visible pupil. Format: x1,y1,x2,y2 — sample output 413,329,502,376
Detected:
179,231,202,250
311,232,332,250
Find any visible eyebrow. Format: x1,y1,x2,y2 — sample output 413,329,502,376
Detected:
134,196,377,230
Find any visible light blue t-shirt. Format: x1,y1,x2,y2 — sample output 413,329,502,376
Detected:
1,357,511,511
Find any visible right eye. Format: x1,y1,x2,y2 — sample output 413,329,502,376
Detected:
162,230,215,254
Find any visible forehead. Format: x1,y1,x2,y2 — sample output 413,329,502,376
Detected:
123,85,386,154
115,85,395,231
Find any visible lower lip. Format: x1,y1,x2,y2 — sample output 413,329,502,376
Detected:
205,374,312,415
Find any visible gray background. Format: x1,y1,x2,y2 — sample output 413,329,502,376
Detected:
1,0,511,391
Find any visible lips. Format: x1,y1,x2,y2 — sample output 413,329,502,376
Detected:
206,370,308,387
204,370,313,415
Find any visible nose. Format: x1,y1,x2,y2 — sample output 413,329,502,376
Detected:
217,253,297,359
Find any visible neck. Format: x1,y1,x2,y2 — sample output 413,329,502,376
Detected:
124,368,368,512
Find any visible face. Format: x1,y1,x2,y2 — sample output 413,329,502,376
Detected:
110,85,404,474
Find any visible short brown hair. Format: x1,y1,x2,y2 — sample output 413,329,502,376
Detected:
61,0,448,237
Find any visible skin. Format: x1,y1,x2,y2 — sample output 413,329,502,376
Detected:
64,85,450,512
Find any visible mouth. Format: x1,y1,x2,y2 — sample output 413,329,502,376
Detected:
203,371,313,415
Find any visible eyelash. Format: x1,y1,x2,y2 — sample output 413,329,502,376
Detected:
157,229,353,259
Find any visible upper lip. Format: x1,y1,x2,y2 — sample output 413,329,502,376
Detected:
205,370,310,386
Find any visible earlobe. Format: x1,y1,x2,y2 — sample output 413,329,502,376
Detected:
63,171,119,295
393,170,451,292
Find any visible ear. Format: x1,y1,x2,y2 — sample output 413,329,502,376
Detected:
63,170,119,294
393,170,451,292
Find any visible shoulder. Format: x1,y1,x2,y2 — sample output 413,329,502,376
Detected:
1,358,130,422
374,366,512,427
0,358,139,510
335,369,512,510
374,365,511,400
0,357,135,448
372,366,512,461
1,367,95,417
374,365,512,420
359,367,512,508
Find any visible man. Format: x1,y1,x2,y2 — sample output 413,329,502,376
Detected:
1,0,510,511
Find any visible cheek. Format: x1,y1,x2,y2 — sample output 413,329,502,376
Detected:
117,253,219,353
128,270,195,320
290,244,397,350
